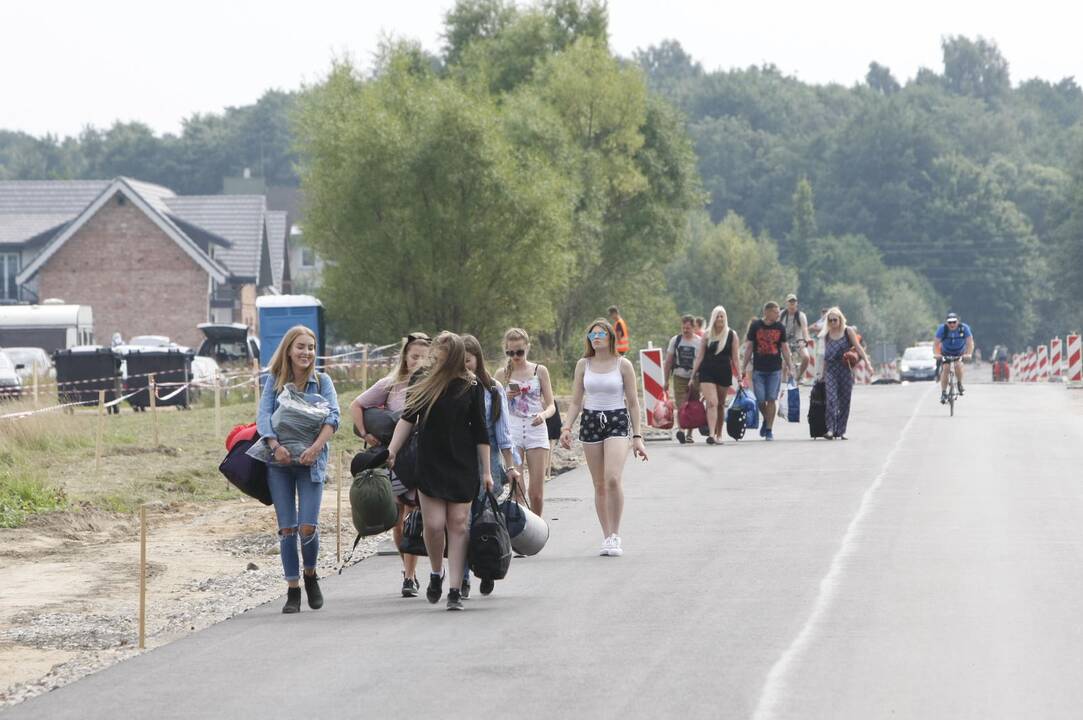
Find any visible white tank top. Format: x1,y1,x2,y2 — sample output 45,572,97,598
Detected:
583,361,626,411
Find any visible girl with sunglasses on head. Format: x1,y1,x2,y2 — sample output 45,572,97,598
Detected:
348,331,430,597
560,320,648,556
495,328,556,517
387,332,492,611
818,307,870,440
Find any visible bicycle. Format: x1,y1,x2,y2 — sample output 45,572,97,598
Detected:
939,355,963,416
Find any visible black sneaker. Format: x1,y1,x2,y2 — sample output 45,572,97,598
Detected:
426,572,444,604
940,391,948,404
461,577,471,599
675,430,686,444
303,573,323,610
480,578,495,595
282,586,301,614
401,573,419,598
446,588,464,611
957,382,965,396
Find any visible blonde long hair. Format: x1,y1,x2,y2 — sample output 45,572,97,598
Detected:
390,332,431,385
268,325,317,392
503,327,530,380
405,331,474,423
818,306,848,339
707,305,730,354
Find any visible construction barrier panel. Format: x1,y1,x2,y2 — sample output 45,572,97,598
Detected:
1037,345,1050,382
1050,337,1063,381
640,346,667,427
1067,334,1082,389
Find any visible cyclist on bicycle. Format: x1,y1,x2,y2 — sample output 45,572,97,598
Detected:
934,312,974,404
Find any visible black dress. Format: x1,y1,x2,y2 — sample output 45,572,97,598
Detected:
698,330,736,386
403,378,490,503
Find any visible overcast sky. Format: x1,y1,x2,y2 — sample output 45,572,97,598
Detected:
3,0,1080,138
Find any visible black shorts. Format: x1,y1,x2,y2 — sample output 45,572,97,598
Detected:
579,409,630,444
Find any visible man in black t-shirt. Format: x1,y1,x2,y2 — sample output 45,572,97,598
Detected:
741,301,793,441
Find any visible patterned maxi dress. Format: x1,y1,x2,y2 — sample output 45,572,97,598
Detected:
823,333,855,437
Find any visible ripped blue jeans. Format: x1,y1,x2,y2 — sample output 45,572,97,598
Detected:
267,464,323,581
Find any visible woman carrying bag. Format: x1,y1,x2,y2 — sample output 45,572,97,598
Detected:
560,319,648,557
387,332,493,611
256,325,339,614
818,306,871,440
348,332,430,598
690,305,740,445
460,335,521,598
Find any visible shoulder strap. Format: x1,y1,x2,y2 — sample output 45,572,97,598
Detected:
533,363,539,377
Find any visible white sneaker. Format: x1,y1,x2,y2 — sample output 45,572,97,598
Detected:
608,535,623,557
599,536,613,556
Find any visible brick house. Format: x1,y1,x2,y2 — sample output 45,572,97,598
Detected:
0,177,290,348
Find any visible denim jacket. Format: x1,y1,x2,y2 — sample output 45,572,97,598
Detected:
256,372,340,483
486,382,520,466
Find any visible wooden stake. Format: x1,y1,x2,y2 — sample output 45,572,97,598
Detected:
361,345,369,389
96,390,105,473
149,373,159,447
336,450,344,564
214,382,222,441
139,504,147,650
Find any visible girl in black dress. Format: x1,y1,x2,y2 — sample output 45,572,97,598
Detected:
387,332,493,611
690,305,740,445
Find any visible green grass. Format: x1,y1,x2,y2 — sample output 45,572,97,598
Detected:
0,383,366,527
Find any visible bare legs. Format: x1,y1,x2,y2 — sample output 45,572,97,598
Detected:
418,493,470,592
701,381,730,441
583,438,628,538
514,446,549,515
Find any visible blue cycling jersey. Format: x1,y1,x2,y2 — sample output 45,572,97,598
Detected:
935,322,972,356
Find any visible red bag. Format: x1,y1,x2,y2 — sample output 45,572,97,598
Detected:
678,398,708,430
652,393,674,429
225,422,259,451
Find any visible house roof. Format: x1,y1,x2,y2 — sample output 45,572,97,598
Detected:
164,195,267,282
266,210,288,288
1,178,279,289
16,178,230,285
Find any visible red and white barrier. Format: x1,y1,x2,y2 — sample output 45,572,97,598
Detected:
640,346,667,426
1027,350,1037,382
1037,345,1050,382
1011,354,1020,383
1050,337,1063,381
1067,334,1082,389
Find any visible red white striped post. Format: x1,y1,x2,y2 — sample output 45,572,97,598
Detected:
1037,345,1050,382
1027,350,1037,382
1050,337,1063,380
1067,334,1083,389
640,346,667,427
1012,354,1020,383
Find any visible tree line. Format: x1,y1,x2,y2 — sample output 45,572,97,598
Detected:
3,1,1080,354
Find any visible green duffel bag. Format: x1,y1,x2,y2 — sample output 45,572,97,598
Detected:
350,467,398,538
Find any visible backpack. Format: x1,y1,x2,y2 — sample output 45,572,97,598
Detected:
808,380,828,438
349,467,398,538
469,491,512,581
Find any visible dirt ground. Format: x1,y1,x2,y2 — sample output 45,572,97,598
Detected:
0,441,584,708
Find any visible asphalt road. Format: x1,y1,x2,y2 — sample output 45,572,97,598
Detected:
7,379,1083,720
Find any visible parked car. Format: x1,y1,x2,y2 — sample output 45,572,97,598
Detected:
0,351,24,399
190,355,222,391
899,345,937,381
1,347,55,382
196,323,260,366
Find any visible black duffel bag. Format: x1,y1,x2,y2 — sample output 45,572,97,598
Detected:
468,491,512,581
360,407,401,445
399,508,428,556
219,437,272,505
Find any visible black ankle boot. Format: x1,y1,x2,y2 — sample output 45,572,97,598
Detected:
303,573,323,609
282,586,302,614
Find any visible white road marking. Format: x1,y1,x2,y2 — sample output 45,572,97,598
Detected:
751,385,932,720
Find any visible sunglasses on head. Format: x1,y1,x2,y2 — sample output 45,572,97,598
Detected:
505,349,526,358
588,330,608,340
406,332,430,342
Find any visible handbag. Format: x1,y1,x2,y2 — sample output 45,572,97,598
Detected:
219,437,272,505
394,426,422,490
398,508,428,556
678,396,708,430
546,400,562,441
786,379,800,423
843,329,861,368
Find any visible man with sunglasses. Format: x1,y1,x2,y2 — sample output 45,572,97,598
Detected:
934,312,974,403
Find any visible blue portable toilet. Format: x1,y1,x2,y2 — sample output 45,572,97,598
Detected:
256,295,326,369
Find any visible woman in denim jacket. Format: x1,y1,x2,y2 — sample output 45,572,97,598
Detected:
256,325,339,613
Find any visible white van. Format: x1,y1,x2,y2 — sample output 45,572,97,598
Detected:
0,301,93,353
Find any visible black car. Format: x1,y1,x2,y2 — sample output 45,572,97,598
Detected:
197,324,260,366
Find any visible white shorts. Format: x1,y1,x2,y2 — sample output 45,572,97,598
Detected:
508,413,550,451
